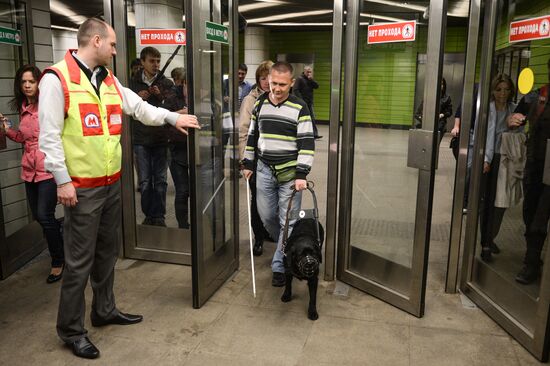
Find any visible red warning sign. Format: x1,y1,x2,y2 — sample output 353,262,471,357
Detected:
138,29,186,45
509,15,550,43
367,21,416,44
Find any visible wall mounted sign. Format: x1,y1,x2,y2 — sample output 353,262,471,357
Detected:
138,29,186,46
367,21,416,44
205,21,229,45
509,15,550,43
0,26,21,46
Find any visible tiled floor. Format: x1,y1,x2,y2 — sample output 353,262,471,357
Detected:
0,126,545,365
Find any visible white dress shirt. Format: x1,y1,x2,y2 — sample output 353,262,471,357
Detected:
39,56,180,185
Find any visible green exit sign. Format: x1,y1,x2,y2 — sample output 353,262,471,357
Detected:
205,21,229,45
0,26,21,46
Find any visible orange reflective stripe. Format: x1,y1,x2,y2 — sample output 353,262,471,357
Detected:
71,171,121,188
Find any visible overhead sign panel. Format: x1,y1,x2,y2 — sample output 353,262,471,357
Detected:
138,29,186,45
367,21,416,44
509,15,550,43
0,26,21,46
205,21,229,44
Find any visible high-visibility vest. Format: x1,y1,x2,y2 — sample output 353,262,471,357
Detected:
46,50,124,188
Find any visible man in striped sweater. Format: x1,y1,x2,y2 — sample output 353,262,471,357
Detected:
242,61,315,287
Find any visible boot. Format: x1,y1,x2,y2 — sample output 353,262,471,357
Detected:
252,239,263,256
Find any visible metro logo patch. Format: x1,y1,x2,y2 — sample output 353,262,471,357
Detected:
79,104,104,136
84,113,100,128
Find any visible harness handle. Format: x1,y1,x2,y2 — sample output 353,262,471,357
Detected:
281,181,321,256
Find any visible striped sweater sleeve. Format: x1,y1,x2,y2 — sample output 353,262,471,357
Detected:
296,104,315,179
242,99,260,170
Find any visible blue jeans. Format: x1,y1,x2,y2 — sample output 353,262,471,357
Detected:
255,160,302,273
25,178,64,267
134,145,168,219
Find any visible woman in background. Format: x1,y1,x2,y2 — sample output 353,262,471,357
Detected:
239,60,273,256
0,65,64,283
479,73,517,262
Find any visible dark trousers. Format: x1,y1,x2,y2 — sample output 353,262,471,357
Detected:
134,144,168,219
169,142,190,229
25,179,64,267
248,172,270,242
57,181,121,343
480,154,506,247
523,171,550,266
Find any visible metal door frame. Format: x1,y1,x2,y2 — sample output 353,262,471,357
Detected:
323,0,344,281
109,0,192,265
187,0,239,309
445,0,482,293
335,0,448,317
458,0,550,360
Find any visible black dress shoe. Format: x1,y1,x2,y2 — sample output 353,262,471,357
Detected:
91,312,143,327
272,272,285,287
314,135,323,140
68,337,100,359
46,266,64,284
252,239,263,256
480,247,492,263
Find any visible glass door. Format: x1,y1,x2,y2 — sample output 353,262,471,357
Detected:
460,0,550,361
336,0,448,317
187,0,239,308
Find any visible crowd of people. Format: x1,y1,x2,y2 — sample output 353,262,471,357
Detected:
1,13,548,361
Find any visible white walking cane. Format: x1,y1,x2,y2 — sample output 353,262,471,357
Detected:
245,177,257,298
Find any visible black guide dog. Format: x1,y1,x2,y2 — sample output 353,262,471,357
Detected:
281,218,324,320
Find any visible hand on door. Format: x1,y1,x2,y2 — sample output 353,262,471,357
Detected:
174,114,201,135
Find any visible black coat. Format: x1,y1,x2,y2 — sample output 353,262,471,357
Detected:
129,71,178,146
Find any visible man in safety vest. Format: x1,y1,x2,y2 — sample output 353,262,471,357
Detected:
508,58,550,285
38,18,200,359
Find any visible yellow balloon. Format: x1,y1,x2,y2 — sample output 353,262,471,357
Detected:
518,68,534,95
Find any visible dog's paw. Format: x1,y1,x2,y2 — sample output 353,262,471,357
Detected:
308,308,319,321
281,292,292,302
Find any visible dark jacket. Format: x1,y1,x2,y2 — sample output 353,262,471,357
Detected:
293,73,318,106
414,94,453,130
129,71,177,146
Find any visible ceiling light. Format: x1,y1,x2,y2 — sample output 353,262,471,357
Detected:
51,25,79,32
247,10,333,23
365,0,425,12
239,1,288,13
50,0,88,25
360,13,407,22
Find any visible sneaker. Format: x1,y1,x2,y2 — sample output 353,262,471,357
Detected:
515,265,540,285
489,242,500,254
271,272,285,287
252,239,263,256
